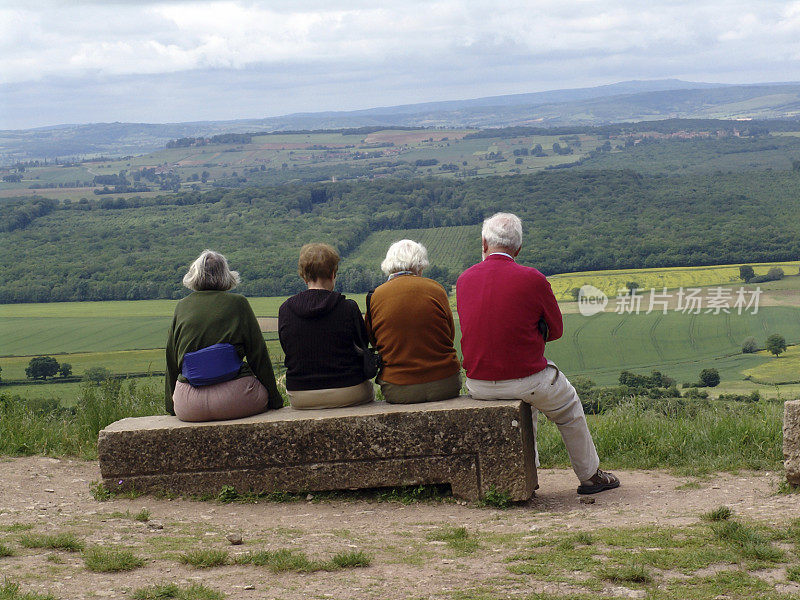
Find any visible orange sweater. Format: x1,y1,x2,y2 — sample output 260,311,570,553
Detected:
366,275,460,385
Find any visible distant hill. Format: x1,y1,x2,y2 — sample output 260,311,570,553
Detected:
3,79,800,164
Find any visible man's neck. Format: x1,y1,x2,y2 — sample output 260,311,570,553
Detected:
484,247,516,261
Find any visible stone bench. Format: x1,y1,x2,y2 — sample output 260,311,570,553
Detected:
785,400,800,486
97,397,537,502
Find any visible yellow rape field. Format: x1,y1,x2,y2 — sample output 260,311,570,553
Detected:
548,261,800,301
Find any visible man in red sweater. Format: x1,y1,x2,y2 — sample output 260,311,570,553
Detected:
457,212,619,495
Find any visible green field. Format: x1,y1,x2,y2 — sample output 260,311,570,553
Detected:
2,282,800,401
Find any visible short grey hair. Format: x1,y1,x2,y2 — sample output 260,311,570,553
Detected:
182,249,240,291
482,212,523,252
380,239,430,276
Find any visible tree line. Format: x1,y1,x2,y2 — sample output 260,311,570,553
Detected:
2,168,800,302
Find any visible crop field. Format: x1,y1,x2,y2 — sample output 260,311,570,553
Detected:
548,261,800,300
346,225,481,272
742,345,800,384
545,307,800,385
2,280,799,401
0,349,166,380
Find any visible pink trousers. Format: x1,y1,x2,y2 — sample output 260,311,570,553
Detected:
173,376,269,422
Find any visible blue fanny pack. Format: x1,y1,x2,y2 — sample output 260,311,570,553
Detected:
181,343,243,386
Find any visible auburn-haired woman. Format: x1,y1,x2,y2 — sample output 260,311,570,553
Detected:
166,249,281,421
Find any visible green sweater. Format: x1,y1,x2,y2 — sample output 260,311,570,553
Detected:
165,291,281,414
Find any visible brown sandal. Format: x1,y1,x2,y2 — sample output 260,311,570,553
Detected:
577,469,620,495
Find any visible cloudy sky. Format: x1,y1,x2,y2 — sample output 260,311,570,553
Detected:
1,0,800,129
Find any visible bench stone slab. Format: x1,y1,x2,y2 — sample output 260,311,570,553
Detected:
98,397,537,501
785,400,800,486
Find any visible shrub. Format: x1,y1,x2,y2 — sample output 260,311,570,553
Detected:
699,368,720,387
741,337,758,354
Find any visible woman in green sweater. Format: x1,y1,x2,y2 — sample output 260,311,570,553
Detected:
165,250,282,421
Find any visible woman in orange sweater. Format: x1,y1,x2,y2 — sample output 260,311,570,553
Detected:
366,239,461,403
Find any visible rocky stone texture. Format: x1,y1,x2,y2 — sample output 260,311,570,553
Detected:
785,400,800,485
98,397,537,501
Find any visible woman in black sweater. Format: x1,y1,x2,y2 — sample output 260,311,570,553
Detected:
278,243,374,409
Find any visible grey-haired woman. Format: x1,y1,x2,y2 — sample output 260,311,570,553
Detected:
165,249,282,421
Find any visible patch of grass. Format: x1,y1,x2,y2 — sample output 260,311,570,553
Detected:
132,582,225,600
426,526,480,555
711,520,786,563
234,548,370,572
0,544,13,558
45,554,63,564
598,563,653,584
178,549,229,569
90,481,112,501
702,506,733,521
234,549,315,572
330,550,371,568
83,546,146,572
375,484,449,504
477,486,512,509
0,580,56,600
134,508,151,522
777,479,800,495
19,532,83,552
0,524,33,533
675,481,702,490
788,565,800,583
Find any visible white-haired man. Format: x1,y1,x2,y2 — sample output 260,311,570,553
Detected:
456,213,619,494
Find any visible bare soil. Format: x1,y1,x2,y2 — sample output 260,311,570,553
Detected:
0,457,797,599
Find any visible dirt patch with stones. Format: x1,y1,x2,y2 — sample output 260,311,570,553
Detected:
1,457,798,599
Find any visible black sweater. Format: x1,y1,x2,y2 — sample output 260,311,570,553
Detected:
278,289,368,391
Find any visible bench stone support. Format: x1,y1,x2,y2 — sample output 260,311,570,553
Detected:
98,398,537,502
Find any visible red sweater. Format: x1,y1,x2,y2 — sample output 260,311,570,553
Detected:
456,254,563,381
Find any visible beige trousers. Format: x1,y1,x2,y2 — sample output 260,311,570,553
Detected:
466,361,600,482
288,380,375,410
173,376,269,422
380,372,462,404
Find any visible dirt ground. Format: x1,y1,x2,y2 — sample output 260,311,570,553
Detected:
1,457,798,599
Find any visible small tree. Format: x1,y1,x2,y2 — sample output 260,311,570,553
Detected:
0,364,3,383
25,356,60,380
569,287,581,301
739,265,754,283
84,366,110,384
765,334,787,357
699,368,720,387
58,363,73,378
741,337,758,354
625,281,640,293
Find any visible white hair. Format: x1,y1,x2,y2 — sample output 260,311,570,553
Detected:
380,239,430,276
182,249,240,291
482,212,523,252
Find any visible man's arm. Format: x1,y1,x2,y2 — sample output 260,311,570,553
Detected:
539,277,563,342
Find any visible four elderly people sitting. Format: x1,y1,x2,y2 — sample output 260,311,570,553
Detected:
166,231,618,496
